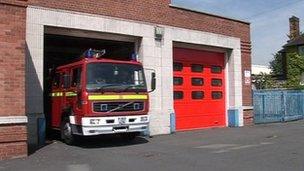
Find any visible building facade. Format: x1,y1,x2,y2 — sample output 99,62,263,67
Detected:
279,16,304,79
0,0,252,159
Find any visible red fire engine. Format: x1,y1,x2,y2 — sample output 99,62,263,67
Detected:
49,49,155,144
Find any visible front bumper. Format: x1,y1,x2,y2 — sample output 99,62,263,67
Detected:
71,115,149,136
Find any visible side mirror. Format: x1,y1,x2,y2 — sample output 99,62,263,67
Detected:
63,74,71,89
150,72,156,93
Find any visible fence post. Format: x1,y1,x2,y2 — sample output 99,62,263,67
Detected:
282,91,287,122
302,92,304,118
262,94,265,120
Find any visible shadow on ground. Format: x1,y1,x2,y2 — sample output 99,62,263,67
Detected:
44,131,149,149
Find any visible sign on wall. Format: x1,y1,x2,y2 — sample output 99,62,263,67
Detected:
244,70,251,85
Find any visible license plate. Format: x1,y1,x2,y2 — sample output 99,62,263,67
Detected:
118,117,127,125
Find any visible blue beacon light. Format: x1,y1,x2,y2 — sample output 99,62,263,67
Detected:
131,53,137,61
85,48,94,58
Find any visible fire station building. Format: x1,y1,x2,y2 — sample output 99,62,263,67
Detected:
0,0,252,159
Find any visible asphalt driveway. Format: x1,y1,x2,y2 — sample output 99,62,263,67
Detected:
1,121,304,171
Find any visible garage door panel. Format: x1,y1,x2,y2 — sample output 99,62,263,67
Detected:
173,47,226,131
175,104,225,117
176,115,226,130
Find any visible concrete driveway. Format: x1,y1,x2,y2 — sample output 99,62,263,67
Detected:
1,121,304,171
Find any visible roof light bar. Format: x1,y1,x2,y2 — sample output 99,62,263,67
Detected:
83,48,106,59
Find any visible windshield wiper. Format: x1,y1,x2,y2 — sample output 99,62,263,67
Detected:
89,84,120,93
118,85,142,93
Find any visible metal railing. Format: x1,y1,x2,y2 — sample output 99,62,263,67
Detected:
253,90,304,124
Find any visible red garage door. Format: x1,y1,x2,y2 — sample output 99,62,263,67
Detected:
173,47,226,131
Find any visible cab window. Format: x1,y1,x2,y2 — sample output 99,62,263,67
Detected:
72,67,82,87
52,73,61,88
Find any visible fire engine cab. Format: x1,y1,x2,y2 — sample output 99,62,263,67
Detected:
49,49,155,144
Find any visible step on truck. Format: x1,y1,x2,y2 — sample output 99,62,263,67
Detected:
49,49,155,144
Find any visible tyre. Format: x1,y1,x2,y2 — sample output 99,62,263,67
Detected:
60,117,76,145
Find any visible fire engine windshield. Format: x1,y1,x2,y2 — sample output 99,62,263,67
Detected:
86,63,147,92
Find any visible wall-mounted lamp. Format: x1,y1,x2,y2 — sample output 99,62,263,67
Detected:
155,26,164,41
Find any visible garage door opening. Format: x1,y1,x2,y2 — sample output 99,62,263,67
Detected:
173,46,226,131
43,29,139,136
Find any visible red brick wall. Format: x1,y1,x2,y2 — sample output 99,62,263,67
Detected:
28,0,250,41
26,1,252,118
0,3,26,116
0,2,27,160
241,41,253,125
243,110,254,126
0,142,27,160
0,125,27,160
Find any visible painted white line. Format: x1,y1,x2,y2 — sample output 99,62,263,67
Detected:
212,142,274,154
195,144,238,149
67,164,91,171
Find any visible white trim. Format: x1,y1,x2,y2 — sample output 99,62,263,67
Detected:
225,52,230,127
243,106,254,110
0,116,28,124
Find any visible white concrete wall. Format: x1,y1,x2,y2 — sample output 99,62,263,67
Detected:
26,6,243,135
252,65,271,75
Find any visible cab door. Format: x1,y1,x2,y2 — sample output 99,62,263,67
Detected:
68,66,83,115
51,72,63,128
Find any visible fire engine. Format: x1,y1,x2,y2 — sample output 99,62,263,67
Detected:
49,49,155,144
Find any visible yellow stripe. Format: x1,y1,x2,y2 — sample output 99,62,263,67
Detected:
121,95,148,100
66,92,77,97
51,92,63,97
88,94,148,100
88,95,120,100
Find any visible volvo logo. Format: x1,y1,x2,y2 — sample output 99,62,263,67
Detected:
118,117,127,125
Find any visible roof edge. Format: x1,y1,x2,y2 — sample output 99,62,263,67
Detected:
169,4,251,25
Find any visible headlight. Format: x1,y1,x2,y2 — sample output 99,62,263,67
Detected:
90,119,101,125
140,116,148,122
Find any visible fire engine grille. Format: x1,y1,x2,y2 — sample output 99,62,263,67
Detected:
93,102,144,112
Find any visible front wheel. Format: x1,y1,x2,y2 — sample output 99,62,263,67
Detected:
60,117,76,145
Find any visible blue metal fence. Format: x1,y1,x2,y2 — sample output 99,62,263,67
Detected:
253,90,304,124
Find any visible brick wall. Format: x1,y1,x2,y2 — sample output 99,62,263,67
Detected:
241,41,253,125
0,2,27,160
28,0,250,41
26,1,252,122
0,2,26,116
0,125,27,160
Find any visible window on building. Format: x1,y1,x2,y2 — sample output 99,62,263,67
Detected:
173,77,183,85
211,66,222,73
173,62,183,71
192,78,204,86
192,91,204,99
174,91,184,100
191,64,203,72
211,79,222,86
299,46,304,55
212,91,223,99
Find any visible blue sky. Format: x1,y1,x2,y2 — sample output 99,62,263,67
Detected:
172,0,304,65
